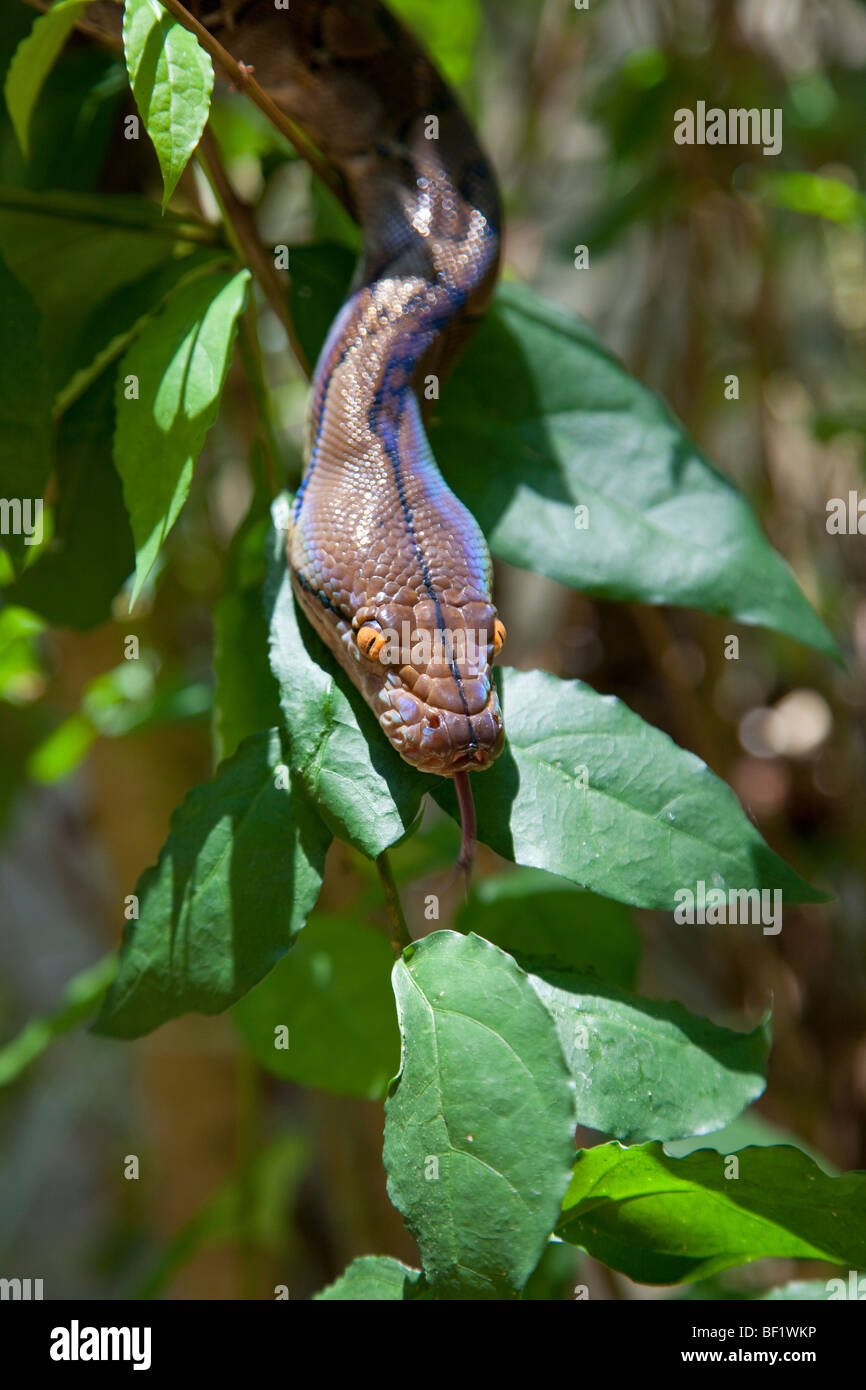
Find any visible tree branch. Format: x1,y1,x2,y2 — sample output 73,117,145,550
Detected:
196,126,309,377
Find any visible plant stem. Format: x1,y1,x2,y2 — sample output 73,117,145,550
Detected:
196,126,309,378
376,851,413,956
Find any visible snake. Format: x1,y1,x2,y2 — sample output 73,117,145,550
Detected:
206,0,507,867
78,0,507,867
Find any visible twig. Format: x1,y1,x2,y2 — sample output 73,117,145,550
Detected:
196,126,309,377
0,185,220,242
376,851,413,956
152,0,353,217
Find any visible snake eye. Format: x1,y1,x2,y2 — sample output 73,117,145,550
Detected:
357,624,387,661
493,618,507,654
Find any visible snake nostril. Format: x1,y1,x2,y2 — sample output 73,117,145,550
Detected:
428,714,440,728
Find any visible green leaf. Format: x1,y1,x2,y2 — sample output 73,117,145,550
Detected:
287,242,357,370
314,1256,425,1302
234,914,400,1100
0,953,116,1086
8,369,134,628
556,1142,866,1284
456,868,640,989
0,605,45,704
56,247,232,417
122,0,214,208
92,728,331,1039
520,965,769,1143
0,187,222,398
388,0,480,86
433,667,824,909
757,170,866,225
266,493,426,857
383,931,576,1299
27,710,96,784
4,0,92,159
431,283,835,657
0,251,50,571
114,267,249,605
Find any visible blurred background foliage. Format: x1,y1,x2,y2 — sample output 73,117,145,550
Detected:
0,0,865,1299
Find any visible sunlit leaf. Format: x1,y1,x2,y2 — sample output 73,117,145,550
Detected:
122,0,214,208
432,284,836,657
557,1142,866,1284
114,267,249,605
384,931,576,1298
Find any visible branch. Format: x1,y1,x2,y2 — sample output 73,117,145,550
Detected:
196,126,310,377
376,852,413,957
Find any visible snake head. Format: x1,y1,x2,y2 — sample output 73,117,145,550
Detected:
290,572,505,777
357,598,504,776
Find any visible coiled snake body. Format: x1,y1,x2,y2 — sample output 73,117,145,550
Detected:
210,0,505,779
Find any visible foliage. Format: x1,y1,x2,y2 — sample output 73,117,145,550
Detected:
0,0,859,1303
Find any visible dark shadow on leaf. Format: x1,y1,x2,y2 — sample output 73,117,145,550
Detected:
93,728,330,1037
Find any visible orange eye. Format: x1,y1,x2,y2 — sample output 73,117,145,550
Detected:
357,624,387,661
493,618,506,654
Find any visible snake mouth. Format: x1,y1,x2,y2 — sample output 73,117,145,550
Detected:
377,685,505,776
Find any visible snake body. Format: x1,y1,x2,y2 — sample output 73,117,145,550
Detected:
209,0,506,781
